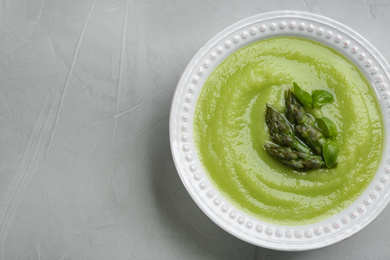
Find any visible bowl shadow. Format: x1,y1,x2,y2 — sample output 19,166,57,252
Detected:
146,112,255,259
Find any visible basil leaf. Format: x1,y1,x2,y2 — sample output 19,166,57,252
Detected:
312,90,334,108
316,117,338,138
293,82,313,108
323,140,340,168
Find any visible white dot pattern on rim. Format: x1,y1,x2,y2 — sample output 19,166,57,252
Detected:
207,191,214,198
305,231,312,238
255,224,263,233
246,221,253,229
250,27,257,35
295,231,302,238
221,205,228,213
182,144,189,152
365,59,373,67
170,11,390,251
324,226,331,233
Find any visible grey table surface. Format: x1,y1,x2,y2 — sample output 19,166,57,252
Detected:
0,0,390,259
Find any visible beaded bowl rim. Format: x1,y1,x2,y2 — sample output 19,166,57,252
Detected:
169,10,390,251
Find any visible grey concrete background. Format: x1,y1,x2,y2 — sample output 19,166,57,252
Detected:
0,0,389,259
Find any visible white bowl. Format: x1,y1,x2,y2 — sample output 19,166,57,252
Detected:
169,11,390,251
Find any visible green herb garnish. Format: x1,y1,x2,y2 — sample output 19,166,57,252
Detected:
293,82,313,108
293,82,334,108
312,90,334,108
263,83,339,171
323,140,340,168
316,117,338,138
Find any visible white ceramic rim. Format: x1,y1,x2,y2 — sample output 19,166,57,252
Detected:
169,10,390,251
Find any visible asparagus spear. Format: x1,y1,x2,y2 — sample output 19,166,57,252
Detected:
285,90,326,155
265,105,309,153
264,143,324,171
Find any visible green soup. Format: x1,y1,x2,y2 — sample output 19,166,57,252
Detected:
194,37,383,226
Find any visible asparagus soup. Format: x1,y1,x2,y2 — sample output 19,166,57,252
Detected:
194,37,383,226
